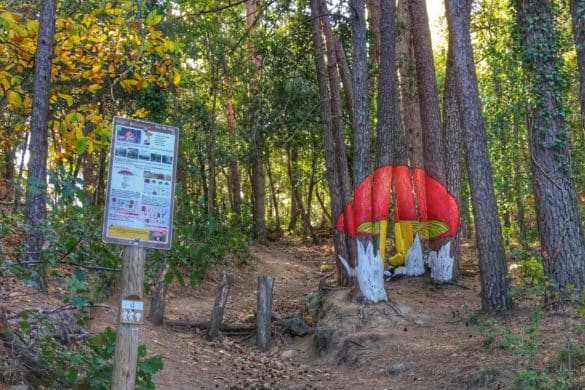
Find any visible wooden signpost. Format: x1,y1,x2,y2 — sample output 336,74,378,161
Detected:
103,117,178,390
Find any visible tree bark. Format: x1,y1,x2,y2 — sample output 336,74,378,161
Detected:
397,0,424,169
256,275,274,350
147,260,169,326
247,0,266,243
570,0,585,135
226,99,242,219
409,0,445,183
376,0,405,167
313,0,352,285
22,0,57,289
350,0,371,187
442,16,466,281
515,0,585,296
207,81,218,219
207,272,234,340
446,0,510,310
266,155,281,232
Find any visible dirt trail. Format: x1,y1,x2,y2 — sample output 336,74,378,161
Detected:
86,242,584,389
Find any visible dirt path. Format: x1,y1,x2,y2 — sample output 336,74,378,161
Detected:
85,242,585,389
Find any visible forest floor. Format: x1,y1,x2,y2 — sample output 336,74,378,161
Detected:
2,240,585,389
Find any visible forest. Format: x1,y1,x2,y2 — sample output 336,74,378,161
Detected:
1,0,585,389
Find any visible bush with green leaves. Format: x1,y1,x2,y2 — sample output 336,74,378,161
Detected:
16,315,162,389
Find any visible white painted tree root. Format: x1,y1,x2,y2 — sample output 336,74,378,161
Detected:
429,241,453,283
338,240,388,302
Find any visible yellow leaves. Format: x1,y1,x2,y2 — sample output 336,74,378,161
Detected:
0,11,18,30
26,20,39,34
172,71,181,86
88,84,101,93
133,108,149,118
145,11,162,26
7,91,22,108
119,78,138,91
58,93,74,106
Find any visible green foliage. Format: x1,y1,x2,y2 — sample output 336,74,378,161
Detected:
15,319,162,389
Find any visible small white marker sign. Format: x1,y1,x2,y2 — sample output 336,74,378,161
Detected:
120,300,144,324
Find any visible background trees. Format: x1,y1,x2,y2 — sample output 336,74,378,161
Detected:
0,0,583,311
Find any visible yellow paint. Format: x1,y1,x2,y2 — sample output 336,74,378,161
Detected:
378,219,388,263
389,221,414,266
107,225,150,240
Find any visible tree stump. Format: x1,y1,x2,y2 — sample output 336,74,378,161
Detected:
148,260,169,326
256,275,274,350
207,272,234,339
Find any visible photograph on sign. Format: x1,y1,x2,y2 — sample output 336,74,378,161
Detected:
102,117,179,249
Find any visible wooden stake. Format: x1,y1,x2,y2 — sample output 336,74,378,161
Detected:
256,275,274,350
207,272,234,339
112,246,145,390
147,260,169,326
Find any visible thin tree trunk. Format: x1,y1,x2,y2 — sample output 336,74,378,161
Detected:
226,99,242,219
397,0,424,169
265,155,281,231
22,0,57,289
13,131,28,212
442,17,466,282
512,114,527,244
335,38,355,127
350,0,371,187
207,272,234,339
446,0,510,311
208,81,218,219
515,0,585,296
147,260,169,326
256,275,274,350
570,0,585,135
288,147,319,243
311,0,351,285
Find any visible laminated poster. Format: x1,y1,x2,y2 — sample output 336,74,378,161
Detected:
102,117,179,250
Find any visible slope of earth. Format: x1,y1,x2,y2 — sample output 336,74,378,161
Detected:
89,241,585,390
3,240,584,389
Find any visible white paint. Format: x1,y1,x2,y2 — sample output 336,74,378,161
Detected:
404,234,425,276
338,240,388,302
429,241,453,283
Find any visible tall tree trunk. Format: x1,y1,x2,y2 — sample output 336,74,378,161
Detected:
442,14,466,282
570,0,585,135
265,155,281,232
22,0,57,289
446,0,510,311
514,0,585,296
409,0,444,182
397,0,424,169
350,0,371,187
344,0,387,302
287,147,319,243
375,0,406,262
410,0,457,282
225,99,242,219
247,0,266,243
512,114,527,244
208,81,218,219
334,38,355,128
311,0,351,286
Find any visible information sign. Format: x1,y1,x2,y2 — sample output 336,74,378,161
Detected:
102,117,178,249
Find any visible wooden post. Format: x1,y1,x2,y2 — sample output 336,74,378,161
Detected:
256,275,274,350
147,260,169,326
112,246,145,390
207,272,234,339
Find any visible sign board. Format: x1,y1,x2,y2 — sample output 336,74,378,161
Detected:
102,117,179,250
120,299,144,324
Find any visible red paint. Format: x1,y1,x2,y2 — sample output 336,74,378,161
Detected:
336,165,458,240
